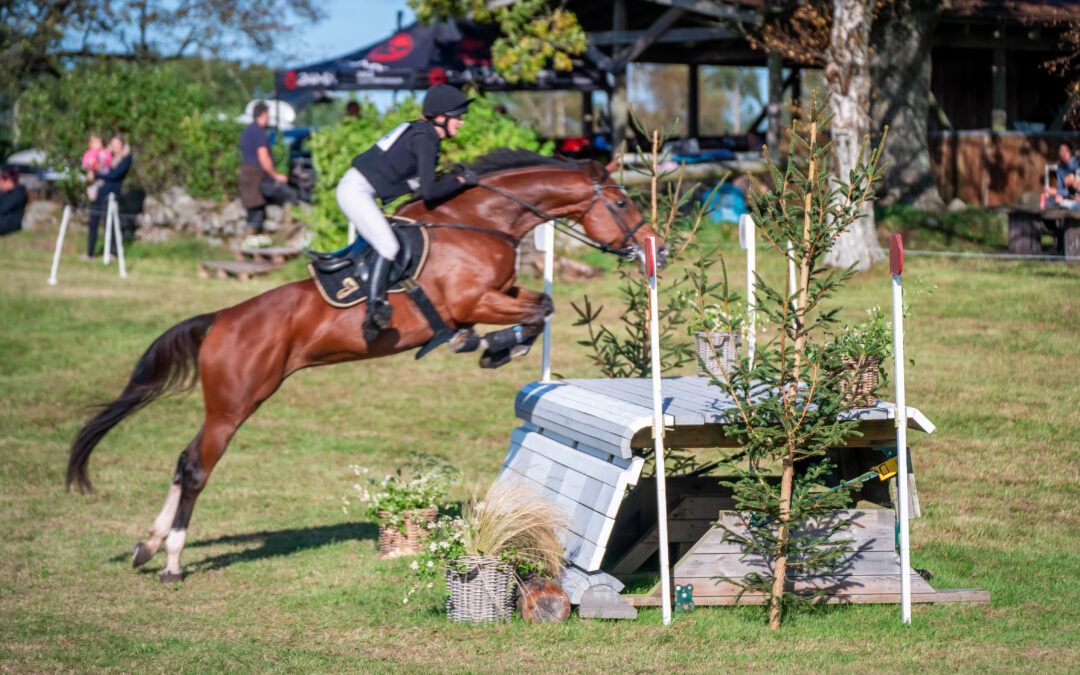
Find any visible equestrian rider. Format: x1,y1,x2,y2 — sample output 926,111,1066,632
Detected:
338,83,478,341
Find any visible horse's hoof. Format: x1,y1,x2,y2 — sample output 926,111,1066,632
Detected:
480,348,512,369
132,541,154,568
159,570,183,584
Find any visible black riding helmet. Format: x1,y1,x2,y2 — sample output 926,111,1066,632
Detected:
422,84,473,119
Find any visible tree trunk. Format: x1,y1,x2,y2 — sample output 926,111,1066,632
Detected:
823,0,884,271
870,0,945,210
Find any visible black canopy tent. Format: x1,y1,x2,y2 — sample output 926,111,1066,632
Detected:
274,19,608,95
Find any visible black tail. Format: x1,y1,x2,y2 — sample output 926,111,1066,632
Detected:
67,313,217,493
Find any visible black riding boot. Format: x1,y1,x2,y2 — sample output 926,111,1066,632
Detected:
362,254,394,341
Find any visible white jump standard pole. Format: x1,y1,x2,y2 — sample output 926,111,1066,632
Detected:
539,221,555,382
103,194,115,265
48,205,72,286
112,195,127,279
739,214,756,366
645,236,673,626
889,234,912,624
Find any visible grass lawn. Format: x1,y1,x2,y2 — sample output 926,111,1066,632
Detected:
1,222,1079,673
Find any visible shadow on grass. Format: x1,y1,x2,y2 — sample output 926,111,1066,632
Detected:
110,522,378,571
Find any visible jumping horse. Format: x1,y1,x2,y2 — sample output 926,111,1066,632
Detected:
67,149,667,582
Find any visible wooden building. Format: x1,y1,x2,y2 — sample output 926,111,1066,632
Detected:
563,0,1080,205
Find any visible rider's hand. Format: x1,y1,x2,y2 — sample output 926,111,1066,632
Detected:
461,168,479,187
274,172,288,183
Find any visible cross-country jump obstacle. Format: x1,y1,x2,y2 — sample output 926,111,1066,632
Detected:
66,150,665,583
499,225,989,619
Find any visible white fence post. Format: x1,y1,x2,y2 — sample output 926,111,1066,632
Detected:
539,221,555,382
48,206,72,286
112,197,127,279
103,194,115,265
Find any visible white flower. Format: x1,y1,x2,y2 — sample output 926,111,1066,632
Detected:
426,560,433,568
409,560,419,571
403,597,409,604
362,467,369,474
427,582,433,589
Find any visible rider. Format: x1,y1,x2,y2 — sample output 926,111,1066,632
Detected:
338,83,479,341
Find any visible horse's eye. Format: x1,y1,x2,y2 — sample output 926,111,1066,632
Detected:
616,199,627,208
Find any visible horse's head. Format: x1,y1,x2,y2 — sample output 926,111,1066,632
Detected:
575,159,668,269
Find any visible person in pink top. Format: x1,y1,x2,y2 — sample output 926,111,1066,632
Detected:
81,134,113,201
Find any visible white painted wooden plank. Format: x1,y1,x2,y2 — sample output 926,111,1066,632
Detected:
564,379,708,425
502,446,619,511
500,465,614,546
520,408,633,459
510,429,632,488
527,424,627,466
558,526,605,570
517,381,652,428
676,551,903,577
518,394,642,437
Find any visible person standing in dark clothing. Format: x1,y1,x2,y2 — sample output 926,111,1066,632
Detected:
338,83,477,341
83,135,131,259
238,101,297,234
0,169,27,235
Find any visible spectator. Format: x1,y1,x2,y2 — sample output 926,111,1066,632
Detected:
1053,171,1080,209
238,100,297,234
83,135,132,259
1046,142,1080,200
0,169,27,235
344,100,361,118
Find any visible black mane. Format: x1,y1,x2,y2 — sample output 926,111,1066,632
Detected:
465,148,591,177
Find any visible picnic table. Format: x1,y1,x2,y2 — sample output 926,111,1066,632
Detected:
1002,203,1080,262
233,247,304,264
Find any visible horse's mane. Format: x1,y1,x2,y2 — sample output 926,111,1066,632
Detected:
464,148,592,177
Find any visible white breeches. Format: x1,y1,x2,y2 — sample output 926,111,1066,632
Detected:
336,168,400,260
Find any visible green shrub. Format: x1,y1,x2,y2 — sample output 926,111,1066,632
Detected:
307,94,552,251
875,203,1007,251
16,62,242,201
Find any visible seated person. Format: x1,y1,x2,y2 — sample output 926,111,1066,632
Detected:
1052,171,1080,209
1046,142,1080,200
0,169,27,236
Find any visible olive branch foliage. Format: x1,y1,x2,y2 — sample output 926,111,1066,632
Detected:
685,93,890,628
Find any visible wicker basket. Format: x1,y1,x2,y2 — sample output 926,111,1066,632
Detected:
377,507,437,558
836,356,881,408
445,555,516,624
694,331,741,378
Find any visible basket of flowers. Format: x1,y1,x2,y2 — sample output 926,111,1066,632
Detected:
830,307,892,408
345,452,460,559
405,478,569,624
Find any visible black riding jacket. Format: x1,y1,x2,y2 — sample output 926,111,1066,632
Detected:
350,120,463,203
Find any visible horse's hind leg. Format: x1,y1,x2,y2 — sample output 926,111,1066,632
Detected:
132,431,202,568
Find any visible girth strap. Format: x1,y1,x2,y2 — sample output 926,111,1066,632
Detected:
401,278,456,359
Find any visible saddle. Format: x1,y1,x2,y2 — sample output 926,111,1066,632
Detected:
307,221,429,309
307,221,455,359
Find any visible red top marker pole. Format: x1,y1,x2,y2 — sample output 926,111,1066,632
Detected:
645,236,656,279
889,234,904,276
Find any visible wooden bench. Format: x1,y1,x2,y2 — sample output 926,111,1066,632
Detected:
197,260,280,281
234,247,304,265
1003,204,1080,262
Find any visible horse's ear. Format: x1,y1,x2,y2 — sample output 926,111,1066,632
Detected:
604,157,619,175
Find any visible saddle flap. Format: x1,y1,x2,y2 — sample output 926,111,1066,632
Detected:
307,225,429,309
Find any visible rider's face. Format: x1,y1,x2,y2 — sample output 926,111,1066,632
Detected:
447,116,465,137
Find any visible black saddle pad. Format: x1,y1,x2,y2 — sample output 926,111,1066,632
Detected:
307,224,430,308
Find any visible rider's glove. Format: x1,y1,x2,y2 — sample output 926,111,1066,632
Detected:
462,168,479,187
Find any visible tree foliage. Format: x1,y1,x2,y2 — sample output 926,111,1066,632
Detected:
16,62,244,200
0,0,320,111
686,94,887,629
306,94,552,251
408,0,586,84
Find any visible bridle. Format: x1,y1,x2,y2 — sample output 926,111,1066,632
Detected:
477,179,648,260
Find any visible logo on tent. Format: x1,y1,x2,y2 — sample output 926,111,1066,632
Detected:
369,32,413,63
284,70,297,90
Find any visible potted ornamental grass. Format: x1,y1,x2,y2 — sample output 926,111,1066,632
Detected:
404,477,569,624
345,452,461,558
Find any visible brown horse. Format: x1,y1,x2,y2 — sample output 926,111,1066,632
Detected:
67,149,666,582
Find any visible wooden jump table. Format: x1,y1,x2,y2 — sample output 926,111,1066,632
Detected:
501,377,987,606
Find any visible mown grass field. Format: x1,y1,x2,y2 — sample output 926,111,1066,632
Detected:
2,222,1079,673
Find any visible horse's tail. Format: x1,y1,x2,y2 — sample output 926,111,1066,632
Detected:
67,313,217,493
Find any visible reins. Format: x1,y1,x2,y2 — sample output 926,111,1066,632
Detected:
476,180,644,259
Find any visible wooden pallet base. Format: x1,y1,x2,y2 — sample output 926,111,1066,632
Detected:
198,260,280,281
623,510,990,607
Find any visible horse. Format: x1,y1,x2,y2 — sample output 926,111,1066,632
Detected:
66,149,667,583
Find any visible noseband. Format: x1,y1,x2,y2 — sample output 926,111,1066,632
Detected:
477,180,647,260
